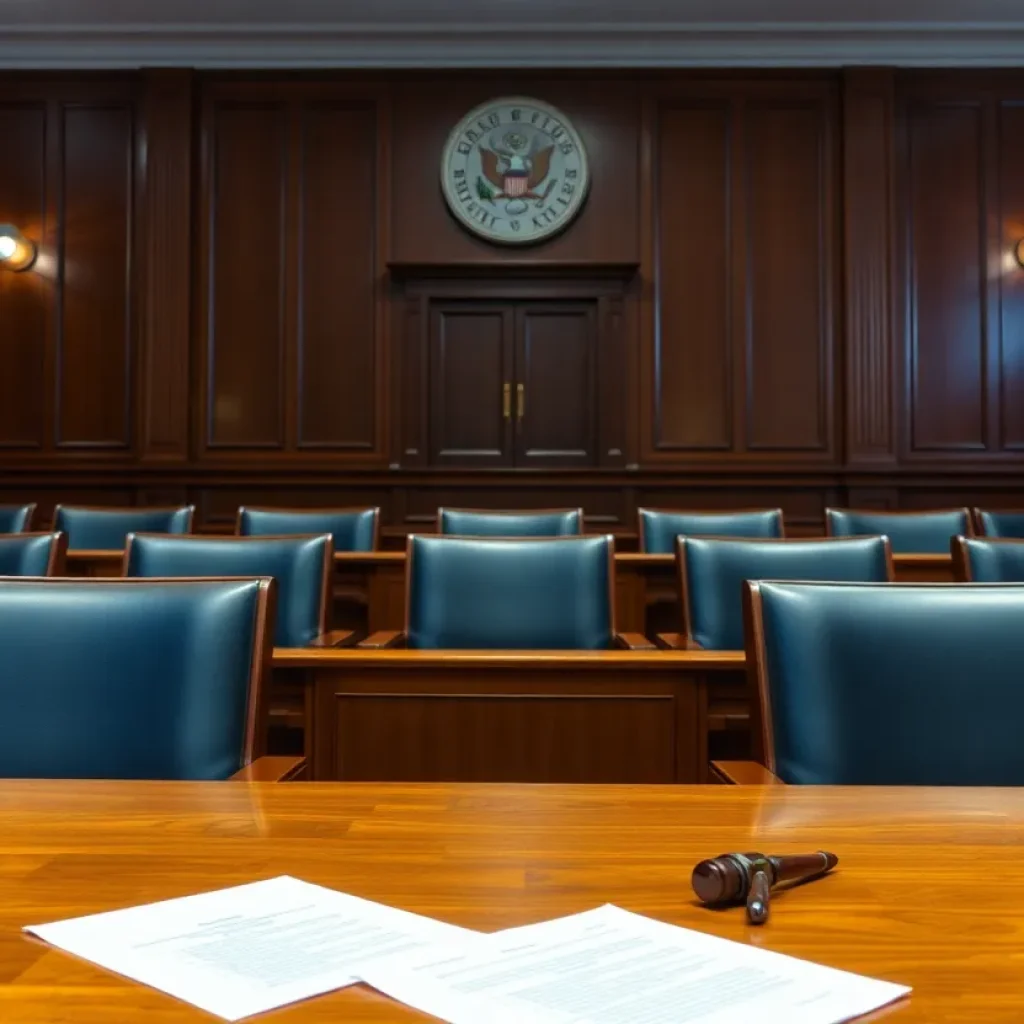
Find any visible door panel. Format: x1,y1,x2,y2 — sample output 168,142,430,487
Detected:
429,303,513,467
514,304,597,467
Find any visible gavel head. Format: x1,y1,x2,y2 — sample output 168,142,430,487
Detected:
691,853,769,906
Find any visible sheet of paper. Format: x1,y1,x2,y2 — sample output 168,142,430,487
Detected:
25,875,478,1021
359,904,911,1024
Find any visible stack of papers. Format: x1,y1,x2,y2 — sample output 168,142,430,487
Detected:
25,875,910,1022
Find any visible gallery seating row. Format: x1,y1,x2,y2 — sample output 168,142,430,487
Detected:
6,502,1024,550
4,526,1024,784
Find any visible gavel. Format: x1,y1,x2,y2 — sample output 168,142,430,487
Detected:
691,851,838,925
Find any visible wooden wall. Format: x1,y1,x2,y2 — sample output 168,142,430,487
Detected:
2,68,1023,537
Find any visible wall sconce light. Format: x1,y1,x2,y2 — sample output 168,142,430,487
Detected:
0,224,37,272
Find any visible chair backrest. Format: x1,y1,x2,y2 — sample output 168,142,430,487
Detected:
54,505,195,550
0,504,36,533
124,533,332,647
0,577,273,780
437,508,583,537
406,535,614,649
638,508,784,553
974,509,1024,539
825,507,971,554
0,533,67,576
679,535,893,650
952,536,1024,582
238,506,379,551
747,580,1024,785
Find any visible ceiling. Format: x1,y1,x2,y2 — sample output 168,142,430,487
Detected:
2,0,1024,68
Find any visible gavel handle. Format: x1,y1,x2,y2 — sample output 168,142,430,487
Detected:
769,851,838,887
746,870,771,925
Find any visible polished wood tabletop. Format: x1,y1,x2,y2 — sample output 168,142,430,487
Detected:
3,782,1021,1021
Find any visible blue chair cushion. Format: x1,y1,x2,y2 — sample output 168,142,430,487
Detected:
0,505,34,533
407,535,613,649
438,509,582,537
239,507,377,552
958,538,1024,582
681,536,891,650
640,508,783,553
125,534,330,647
0,578,266,780
977,510,1024,539
0,534,60,576
756,581,1024,785
826,508,970,554
55,506,193,550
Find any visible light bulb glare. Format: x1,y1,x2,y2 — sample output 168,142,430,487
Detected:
0,236,16,260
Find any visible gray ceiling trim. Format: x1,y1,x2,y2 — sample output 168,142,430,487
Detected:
2,23,1024,68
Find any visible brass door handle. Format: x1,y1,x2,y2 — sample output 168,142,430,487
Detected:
502,382,511,420
516,383,525,421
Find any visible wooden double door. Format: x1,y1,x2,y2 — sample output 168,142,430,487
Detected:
429,299,598,468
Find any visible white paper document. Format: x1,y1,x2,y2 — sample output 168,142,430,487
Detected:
359,904,911,1024
25,875,478,1021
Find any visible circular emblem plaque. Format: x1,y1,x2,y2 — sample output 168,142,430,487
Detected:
440,97,590,246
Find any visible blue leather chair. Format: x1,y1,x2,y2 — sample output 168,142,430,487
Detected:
952,537,1024,582
437,508,583,537
124,534,336,648
0,533,67,576
825,507,971,554
238,506,379,551
54,505,194,550
0,577,284,780
744,581,1024,785
975,509,1024,539
0,504,36,533
638,508,784,553
378,535,639,650
675,536,893,650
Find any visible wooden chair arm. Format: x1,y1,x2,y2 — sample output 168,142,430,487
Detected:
230,756,307,782
614,632,656,650
655,633,705,650
358,630,407,649
711,761,784,785
308,629,355,648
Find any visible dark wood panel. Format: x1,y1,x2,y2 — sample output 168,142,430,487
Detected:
326,690,678,783
58,104,134,449
139,70,192,462
298,102,378,451
514,302,596,467
203,102,288,449
999,100,1024,452
844,69,897,465
905,100,987,452
744,98,833,453
0,103,47,449
429,302,512,467
652,102,732,453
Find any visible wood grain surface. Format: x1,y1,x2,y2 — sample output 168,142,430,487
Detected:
2,781,1020,1021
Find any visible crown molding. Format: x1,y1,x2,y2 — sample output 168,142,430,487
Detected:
1,22,1024,68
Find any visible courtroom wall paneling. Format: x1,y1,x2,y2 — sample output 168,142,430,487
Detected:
644,78,840,465
196,80,385,464
3,69,1024,526
895,73,1024,463
0,78,139,458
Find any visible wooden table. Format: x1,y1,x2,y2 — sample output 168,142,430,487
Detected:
3,781,1020,1022
273,647,744,783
